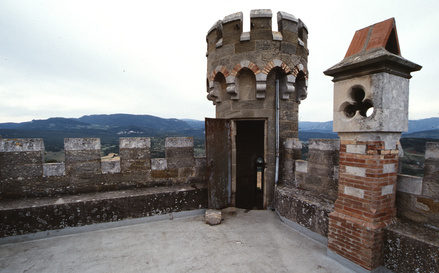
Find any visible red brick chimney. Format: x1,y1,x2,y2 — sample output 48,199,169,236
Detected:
324,18,421,271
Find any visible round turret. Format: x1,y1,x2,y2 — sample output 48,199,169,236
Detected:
205,10,310,209
206,10,308,138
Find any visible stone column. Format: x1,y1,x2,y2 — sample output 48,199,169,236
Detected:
324,18,421,271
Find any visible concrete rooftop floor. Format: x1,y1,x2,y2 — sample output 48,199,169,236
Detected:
0,208,353,273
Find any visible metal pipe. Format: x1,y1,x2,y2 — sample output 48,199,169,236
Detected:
275,78,280,187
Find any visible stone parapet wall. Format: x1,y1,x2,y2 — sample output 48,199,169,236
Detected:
383,221,439,273
0,137,207,199
0,183,207,238
395,142,439,228
295,139,339,200
276,138,339,239
275,186,334,239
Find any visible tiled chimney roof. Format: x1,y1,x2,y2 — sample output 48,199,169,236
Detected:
345,18,401,58
324,18,421,81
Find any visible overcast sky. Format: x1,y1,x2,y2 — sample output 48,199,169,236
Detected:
1,0,438,123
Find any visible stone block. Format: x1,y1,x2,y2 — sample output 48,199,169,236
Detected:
65,150,101,175
101,160,120,174
119,137,151,173
295,160,307,173
120,148,150,173
119,137,151,149
0,151,44,178
151,158,167,171
304,139,339,198
0,138,45,152
396,174,422,195
151,169,178,179
64,138,100,151
0,138,45,178
65,138,101,175
222,12,243,45
308,139,340,151
43,163,66,177
205,209,222,225
165,137,194,169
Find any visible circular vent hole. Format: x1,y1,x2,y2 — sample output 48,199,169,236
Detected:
351,87,365,102
344,104,357,118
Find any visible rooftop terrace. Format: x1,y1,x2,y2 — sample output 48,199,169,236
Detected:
0,208,353,273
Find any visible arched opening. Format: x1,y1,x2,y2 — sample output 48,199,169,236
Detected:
295,71,307,102
213,72,227,103
236,68,256,100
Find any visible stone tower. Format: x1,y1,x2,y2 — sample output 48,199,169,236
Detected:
205,10,308,209
324,18,421,271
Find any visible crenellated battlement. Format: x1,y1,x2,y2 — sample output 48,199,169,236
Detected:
206,10,308,55
0,137,207,198
276,137,439,246
206,10,309,106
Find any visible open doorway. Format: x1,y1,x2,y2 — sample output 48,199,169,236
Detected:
235,120,265,209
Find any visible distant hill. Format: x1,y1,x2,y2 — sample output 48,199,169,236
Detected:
0,114,206,154
299,121,333,132
402,129,439,139
407,118,439,133
182,119,205,130
1,115,437,154
0,114,197,131
298,118,439,140
14,118,93,130
77,114,192,132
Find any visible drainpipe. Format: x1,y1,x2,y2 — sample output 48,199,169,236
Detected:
275,78,280,188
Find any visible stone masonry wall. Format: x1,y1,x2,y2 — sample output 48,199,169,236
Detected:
0,137,207,199
394,142,439,228
276,138,339,238
276,139,439,239
295,139,339,200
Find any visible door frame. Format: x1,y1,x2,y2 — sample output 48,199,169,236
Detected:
230,118,267,209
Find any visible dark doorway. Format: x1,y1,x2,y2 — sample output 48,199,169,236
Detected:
235,120,265,209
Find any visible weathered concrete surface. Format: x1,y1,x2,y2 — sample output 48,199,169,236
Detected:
383,221,439,273
0,208,352,273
